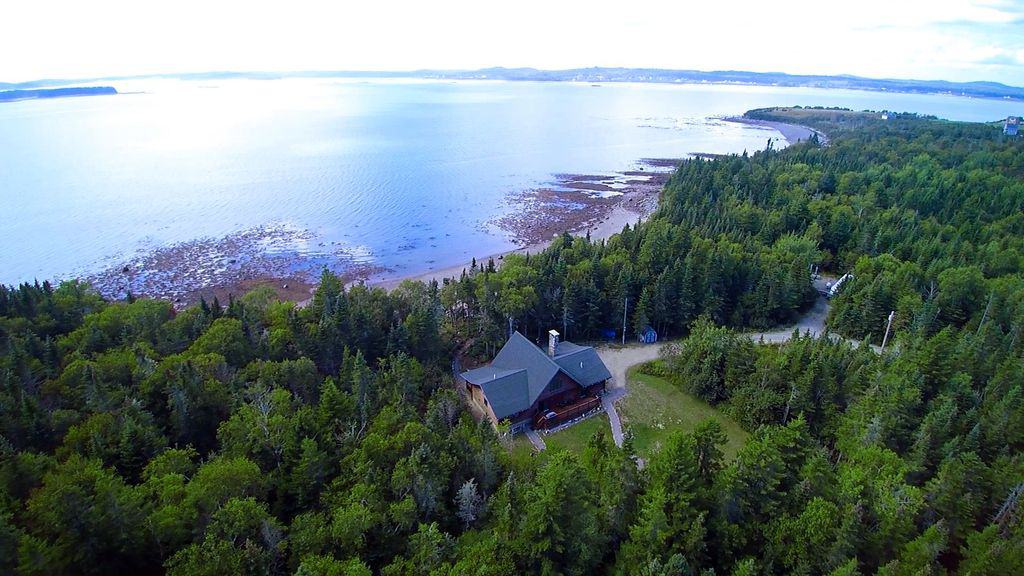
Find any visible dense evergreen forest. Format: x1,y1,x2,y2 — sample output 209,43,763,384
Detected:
1,108,1022,575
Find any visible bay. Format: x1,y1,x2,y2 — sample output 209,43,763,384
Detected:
1,78,1019,288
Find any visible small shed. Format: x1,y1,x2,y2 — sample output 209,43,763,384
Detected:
637,326,658,344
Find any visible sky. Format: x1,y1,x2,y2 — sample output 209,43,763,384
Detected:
3,0,1024,85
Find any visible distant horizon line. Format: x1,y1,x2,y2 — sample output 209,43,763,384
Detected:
3,66,1023,99
3,65,1022,88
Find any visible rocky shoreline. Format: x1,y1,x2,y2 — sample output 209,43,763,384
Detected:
85,159,682,307
493,160,675,246
364,160,681,291
80,116,815,307
85,225,383,308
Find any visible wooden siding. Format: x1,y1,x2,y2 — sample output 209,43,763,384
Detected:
463,374,609,433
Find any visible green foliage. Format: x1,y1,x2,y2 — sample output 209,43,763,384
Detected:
20,456,147,574
187,317,252,367
521,451,604,575
295,555,372,576
1,108,1022,575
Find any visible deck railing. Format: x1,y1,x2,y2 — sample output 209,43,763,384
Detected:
533,396,602,430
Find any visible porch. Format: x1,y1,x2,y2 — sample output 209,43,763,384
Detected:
533,394,602,431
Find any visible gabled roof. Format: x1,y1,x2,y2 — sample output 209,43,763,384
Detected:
460,331,611,421
552,340,587,356
461,366,521,386
552,346,612,388
461,365,530,420
492,332,560,406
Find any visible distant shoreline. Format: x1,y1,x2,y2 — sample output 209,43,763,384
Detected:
4,67,1022,103
0,86,118,103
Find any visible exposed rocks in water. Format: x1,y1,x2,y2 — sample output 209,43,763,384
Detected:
639,158,686,168
87,225,385,309
494,160,673,245
84,159,680,305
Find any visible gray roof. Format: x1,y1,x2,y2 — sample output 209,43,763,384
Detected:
492,332,560,406
460,332,611,421
480,370,530,420
552,346,612,387
461,366,521,386
553,341,587,356
461,365,531,420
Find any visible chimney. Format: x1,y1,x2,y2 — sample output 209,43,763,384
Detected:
548,330,559,357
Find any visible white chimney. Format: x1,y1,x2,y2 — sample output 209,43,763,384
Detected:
548,330,559,357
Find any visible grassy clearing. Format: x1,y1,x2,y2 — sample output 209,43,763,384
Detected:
542,412,612,453
504,413,612,464
502,368,747,462
757,107,878,121
508,434,537,461
619,367,749,459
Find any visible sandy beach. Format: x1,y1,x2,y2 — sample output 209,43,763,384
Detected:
367,203,649,291
358,117,824,292
358,160,675,291
86,117,815,306
721,116,828,145
358,117,822,292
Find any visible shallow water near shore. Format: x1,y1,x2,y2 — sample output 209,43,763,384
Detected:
1,78,1019,297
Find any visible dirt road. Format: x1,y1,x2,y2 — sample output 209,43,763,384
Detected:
597,280,834,389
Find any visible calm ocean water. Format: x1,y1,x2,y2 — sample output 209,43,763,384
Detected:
1,78,1020,286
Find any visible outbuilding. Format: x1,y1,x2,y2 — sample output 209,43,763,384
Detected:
637,326,658,344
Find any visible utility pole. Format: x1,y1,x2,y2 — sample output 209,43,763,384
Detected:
621,297,628,345
880,310,895,352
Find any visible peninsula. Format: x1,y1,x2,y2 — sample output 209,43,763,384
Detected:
0,85,117,102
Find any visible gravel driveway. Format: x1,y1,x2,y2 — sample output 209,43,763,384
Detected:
596,283,834,389
595,344,665,389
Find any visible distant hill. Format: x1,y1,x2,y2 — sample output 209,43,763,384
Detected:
410,67,1024,101
2,67,1022,101
0,86,117,102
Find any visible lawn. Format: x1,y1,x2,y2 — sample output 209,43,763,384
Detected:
502,370,747,462
542,413,612,453
618,367,749,459
509,434,537,461
505,413,611,462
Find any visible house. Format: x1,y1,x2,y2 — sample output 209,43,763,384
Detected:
638,326,658,344
460,330,611,433
1006,116,1020,136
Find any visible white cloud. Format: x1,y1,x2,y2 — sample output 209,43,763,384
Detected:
2,0,1022,85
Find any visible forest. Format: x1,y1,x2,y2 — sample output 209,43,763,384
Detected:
1,107,1022,575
